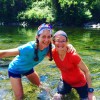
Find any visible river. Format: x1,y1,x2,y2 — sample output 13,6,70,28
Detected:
0,26,100,99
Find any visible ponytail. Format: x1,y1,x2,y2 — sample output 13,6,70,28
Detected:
34,40,53,61
49,42,53,61
34,38,39,61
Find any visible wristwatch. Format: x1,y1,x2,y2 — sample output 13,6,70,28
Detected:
88,88,94,93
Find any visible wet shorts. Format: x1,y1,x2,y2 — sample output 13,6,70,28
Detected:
8,68,34,78
57,79,88,99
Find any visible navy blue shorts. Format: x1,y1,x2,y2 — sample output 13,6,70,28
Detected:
57,79,88,99
8,69,34,78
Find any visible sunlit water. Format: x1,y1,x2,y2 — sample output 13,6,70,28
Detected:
0,26,100,99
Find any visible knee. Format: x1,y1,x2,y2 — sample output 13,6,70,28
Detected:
52,93,62,100
15,93,24,100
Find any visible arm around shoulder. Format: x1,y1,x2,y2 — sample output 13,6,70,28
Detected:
0,48,19,58
67,44,76,53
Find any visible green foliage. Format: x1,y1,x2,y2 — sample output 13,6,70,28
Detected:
18,1,55,23
0,0,100,26
58,1,92,26
0,0,28,22
91,0,100,22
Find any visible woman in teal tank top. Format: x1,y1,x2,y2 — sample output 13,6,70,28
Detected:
0,23,53,100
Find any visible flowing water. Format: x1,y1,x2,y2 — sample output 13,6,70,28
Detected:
0,26,100,99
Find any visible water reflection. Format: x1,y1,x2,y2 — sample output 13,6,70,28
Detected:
38,75,58,100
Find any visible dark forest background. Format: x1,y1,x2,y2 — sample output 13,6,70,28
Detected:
0,0,100,26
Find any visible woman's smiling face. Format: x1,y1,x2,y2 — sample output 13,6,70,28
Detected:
53,35,67,51
37,30,52,50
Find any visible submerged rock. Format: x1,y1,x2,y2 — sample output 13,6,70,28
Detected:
0,59,10,67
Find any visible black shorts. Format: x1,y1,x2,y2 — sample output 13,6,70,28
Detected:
8,69,34,78
57,79,88,99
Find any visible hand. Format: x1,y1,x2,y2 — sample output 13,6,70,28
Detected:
92,96,96,100
39,83,50,92
52,93,62,100
88,92,96,100
67,44,76,53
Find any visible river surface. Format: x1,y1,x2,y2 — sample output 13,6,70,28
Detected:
0,26,100,99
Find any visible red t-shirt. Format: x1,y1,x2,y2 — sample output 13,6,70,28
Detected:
52,48,86,87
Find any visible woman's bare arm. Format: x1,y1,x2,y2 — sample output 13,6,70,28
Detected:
78,60,92,88
78,60,94,100
0,48,19,58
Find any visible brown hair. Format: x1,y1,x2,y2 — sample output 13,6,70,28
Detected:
53,35,69,42
34,23,53,61
34,36,53,61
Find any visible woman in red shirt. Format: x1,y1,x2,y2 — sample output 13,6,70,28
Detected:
52,30,95,100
